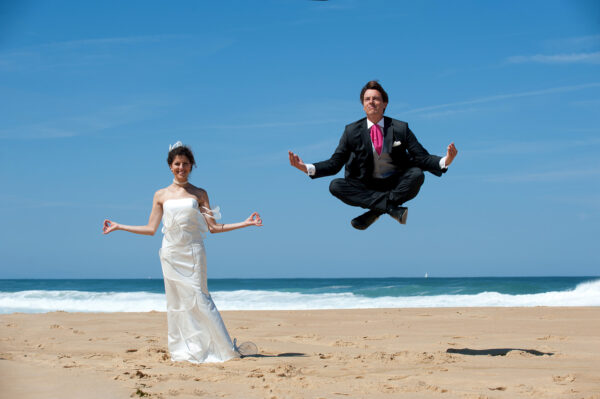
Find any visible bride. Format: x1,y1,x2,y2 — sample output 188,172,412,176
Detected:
102,141,262,363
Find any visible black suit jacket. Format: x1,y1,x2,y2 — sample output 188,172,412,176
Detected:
312,116,445,182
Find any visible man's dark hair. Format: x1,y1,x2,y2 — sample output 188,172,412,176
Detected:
360,80,389,104
167,145,196,168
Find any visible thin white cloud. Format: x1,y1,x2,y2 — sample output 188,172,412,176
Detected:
222,139,338,167
552,195,600,214
318,1,358,11
570,98,600,107
0,201,147,211
544,35,600,51
552,194,600,220
507,52,600,64
204,118,343,130
403,83,600,115
41,34,191,49
413,107,480,120
485,169,600,183
0,99,174,139
0,34,234,70
0,194,148,210
554,194,600,205
469,137,600,156
0,35,182,62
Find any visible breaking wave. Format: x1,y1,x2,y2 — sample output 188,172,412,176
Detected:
1,279,599,313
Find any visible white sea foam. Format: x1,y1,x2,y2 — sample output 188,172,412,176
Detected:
0,290,166,313
1,280,599,313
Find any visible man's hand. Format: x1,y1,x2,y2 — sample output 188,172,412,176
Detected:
288,151,308,174
445,143,458,167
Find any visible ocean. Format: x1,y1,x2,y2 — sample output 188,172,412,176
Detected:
1,277,599,314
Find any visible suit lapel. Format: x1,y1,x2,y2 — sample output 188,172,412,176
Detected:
383,117,393,153
359,119,373,163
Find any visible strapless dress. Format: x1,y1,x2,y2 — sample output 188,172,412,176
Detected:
159,198,238,363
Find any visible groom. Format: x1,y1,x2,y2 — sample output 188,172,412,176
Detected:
289,80,457,230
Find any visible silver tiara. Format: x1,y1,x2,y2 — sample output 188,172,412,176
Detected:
169,141,183,151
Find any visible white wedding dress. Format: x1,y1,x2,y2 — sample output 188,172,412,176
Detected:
159,198,238,363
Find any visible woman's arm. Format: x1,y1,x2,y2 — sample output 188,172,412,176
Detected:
103,191,164,236
199,191,262,234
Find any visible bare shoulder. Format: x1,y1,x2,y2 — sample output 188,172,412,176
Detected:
187,184,206,197
153,187,170,204
196,187,209,201
190,186,209,206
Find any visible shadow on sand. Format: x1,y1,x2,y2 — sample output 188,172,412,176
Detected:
446,348,554,356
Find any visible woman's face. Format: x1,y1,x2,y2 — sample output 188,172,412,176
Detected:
170,154,192,181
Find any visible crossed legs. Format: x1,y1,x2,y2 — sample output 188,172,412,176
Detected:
329,167,425,228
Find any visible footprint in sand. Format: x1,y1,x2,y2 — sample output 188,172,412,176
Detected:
247,369,264,378
82,353,106,359
416,352,435,363
274,364,298,378
367,351,409,362
537,335,567,341
293,333,317,340
553,374,576,384
387,375,409,381
88,337,109,341
333,340,355,347
134,370,150,379
134,388,151,397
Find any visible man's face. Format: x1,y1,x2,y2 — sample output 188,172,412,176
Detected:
362,89,387,121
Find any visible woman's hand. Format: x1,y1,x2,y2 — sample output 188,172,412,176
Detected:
103,219,120,234
245,212,263,227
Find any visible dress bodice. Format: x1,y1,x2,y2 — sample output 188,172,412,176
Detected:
161,198,220,247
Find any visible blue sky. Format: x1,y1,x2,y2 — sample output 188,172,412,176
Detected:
1,0,599,278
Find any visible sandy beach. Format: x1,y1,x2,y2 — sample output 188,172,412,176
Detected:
1,307,599,398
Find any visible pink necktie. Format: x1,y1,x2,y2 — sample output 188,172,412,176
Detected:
370,124,383,156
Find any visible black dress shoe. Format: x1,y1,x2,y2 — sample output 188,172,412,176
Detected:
351,210,382,230
387,206,408,225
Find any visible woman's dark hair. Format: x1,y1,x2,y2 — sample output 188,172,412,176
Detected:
167,145,196,168
360,80,389,104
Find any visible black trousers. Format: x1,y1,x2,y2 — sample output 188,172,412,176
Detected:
329,167,425,213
